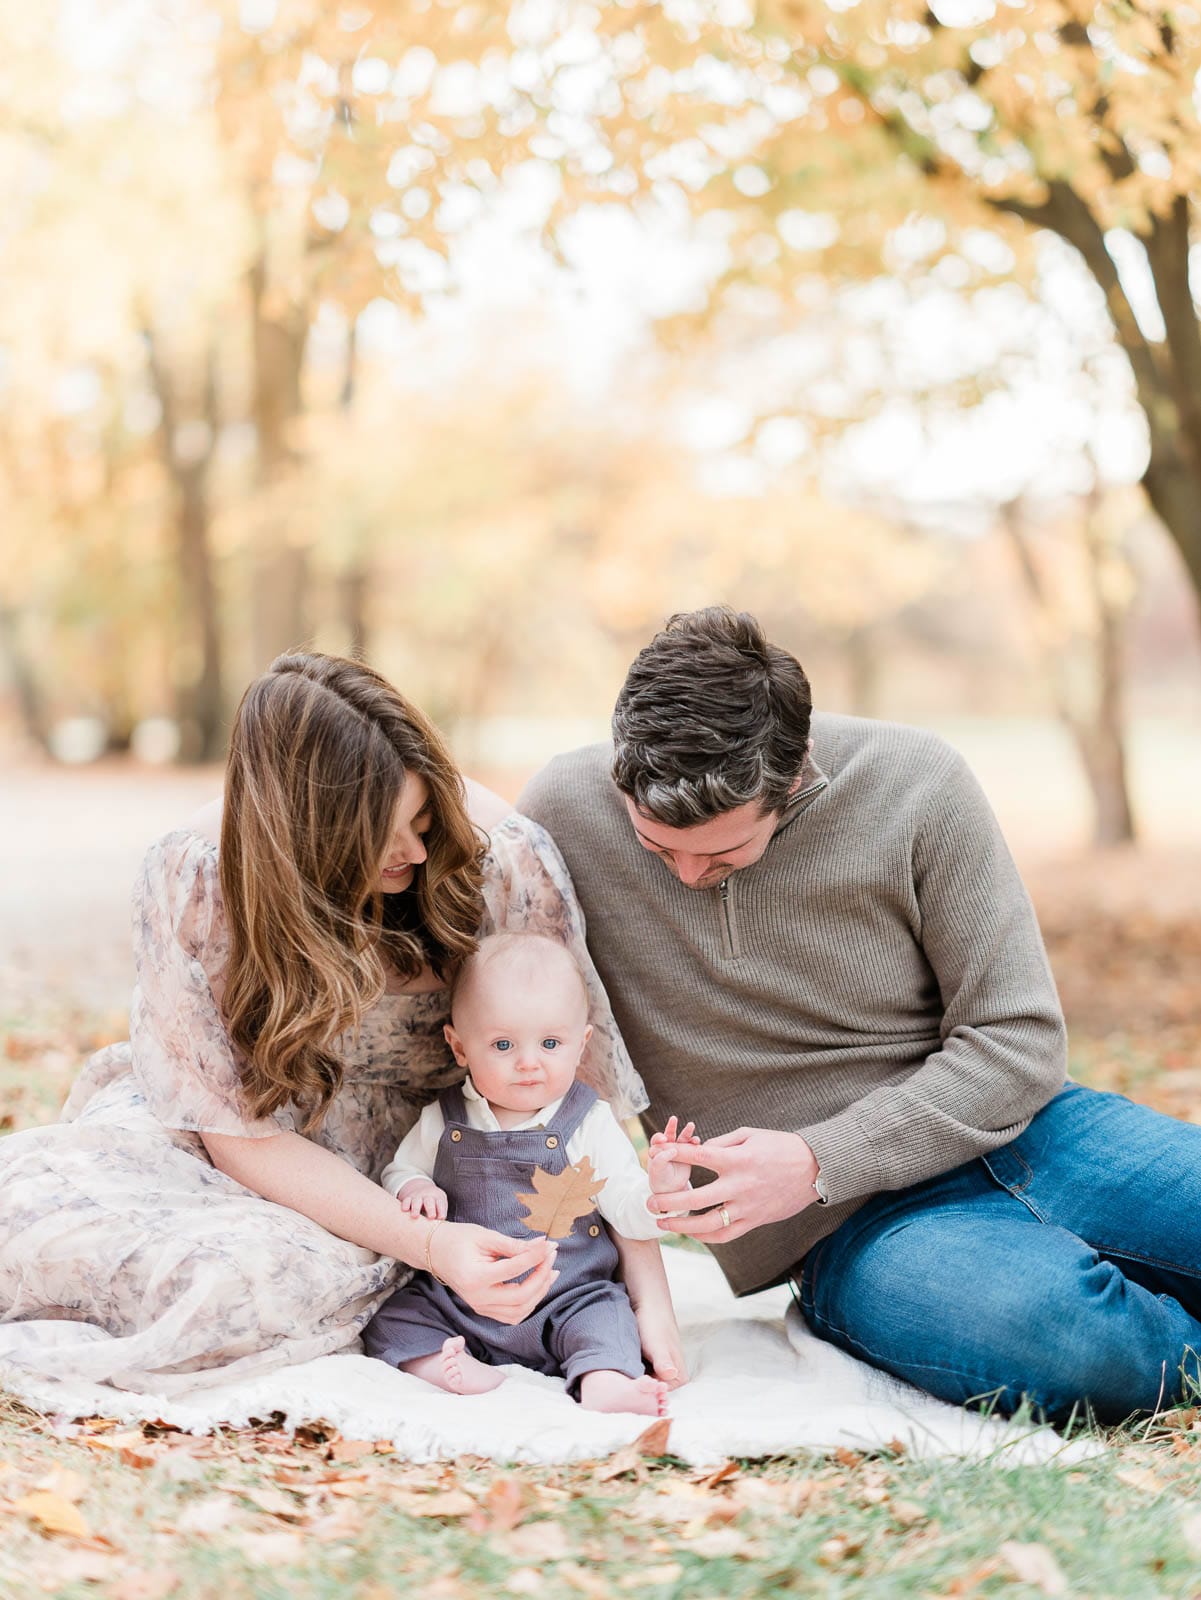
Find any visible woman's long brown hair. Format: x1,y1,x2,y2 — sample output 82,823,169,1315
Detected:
219,653,486,1131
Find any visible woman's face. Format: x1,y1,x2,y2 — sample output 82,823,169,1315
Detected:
379,773,432,894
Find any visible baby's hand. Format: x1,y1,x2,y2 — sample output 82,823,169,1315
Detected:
398,1179,448,1220
648,1115,700,1196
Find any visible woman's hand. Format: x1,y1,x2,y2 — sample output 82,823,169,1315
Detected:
397,1179,448,1220
431,1222,559,1325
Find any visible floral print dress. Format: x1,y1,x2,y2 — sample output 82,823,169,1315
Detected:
0,813,645,1396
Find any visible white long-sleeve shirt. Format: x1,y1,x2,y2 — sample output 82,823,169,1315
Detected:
380,1077,662,1241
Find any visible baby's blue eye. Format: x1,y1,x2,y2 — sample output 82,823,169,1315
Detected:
495,1039,512,1052
542,1038,560,1051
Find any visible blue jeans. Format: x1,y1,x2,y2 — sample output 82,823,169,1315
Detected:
798,1083,1201,1422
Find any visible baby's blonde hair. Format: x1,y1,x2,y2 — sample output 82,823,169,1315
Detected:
449,932,588,1023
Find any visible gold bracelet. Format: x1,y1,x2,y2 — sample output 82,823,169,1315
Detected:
424,1219,448,1286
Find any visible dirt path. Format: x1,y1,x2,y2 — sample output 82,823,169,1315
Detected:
0,761,223,1012
3,754,1198,1027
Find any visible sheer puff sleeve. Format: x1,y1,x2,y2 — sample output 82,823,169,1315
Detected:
128,828,297,1140
479,814,648,1120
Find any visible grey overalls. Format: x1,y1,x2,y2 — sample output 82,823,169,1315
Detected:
364,1078,645,1395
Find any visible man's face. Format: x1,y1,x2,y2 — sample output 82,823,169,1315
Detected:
622,794,783,890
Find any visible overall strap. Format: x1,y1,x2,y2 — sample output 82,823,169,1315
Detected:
439,1080,470,1128
547,1078,600,1147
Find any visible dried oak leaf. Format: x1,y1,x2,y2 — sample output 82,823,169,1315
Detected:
15,1490,90,1540
515,1159,607,1240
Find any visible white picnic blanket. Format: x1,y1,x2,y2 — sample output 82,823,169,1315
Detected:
0,1249,1096,1466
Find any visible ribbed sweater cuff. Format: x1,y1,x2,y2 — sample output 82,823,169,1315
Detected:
796,1110,885,1208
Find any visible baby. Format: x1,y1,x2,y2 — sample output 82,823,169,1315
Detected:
364,931,692,1416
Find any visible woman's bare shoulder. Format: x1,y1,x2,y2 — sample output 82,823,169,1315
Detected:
182,797,223,847
463,776,513,834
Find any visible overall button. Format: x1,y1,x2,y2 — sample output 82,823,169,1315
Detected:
545,1136,559,1149
450,1129,462,1142
587,1224,600,1237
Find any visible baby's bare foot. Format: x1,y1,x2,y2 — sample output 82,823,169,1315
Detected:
400,1336,505,1395
578,1370,668,1416
439,1335,505,1395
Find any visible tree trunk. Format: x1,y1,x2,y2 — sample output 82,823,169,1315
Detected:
247,248,312,668
994,183,1201,635
145,330,225,763
844,627,880,717
0,605,50,753
337,566,370,661
999,498,1136,848
1075,726,1135,847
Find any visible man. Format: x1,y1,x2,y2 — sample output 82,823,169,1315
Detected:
519,606,1201,1421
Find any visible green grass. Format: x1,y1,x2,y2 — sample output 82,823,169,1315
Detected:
1,1395,1201,1598
4,1008,1201,1596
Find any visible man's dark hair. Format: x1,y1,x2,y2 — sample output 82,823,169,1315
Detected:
611,606,813,826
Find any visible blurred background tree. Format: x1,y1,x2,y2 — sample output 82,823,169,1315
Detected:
0,0,1198,858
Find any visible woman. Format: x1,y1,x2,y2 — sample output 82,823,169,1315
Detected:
0,653,680,1396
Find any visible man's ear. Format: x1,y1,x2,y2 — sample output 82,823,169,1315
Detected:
444,1023,469,1067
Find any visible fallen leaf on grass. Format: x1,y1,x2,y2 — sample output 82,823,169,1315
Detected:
942,1559,1000,1596
1179,1511,1201,1555
891,1499,927,1527
239,1485,308,1521
329,1439,389,1463
999,1541,1068,1596
81,1429,139,1454
309,1504,365,1542
270,1466,328,1489
109,1570,180,1600
34,1468,87,1502
617,1565,682,1589
689,1459,739,1490
501,1520,570,1561
235,1530,310,1566
34,1548,117,1587
558,1562,611,1598
505,1568,543,1596
324,1475,375,1499
389,1488,477,1518
732,1478,820,1516
1115,1465,1168,1494
175,1493,243,1535
151,1453,206,1484
595,1417,672,1482
687,1527,751,1558
629,1487,737,1527
817,1535,864,1566
467,1476,528,1534
15,1491,91,1539
1162,1407,1198,1430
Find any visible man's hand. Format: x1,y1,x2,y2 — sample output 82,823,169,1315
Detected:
647,1127,821,1242
397,1178,448,1220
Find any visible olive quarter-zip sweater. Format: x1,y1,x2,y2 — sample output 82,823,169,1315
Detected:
517,713,1068,1297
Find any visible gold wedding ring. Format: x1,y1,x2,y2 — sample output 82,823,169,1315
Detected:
719,1206,732,1229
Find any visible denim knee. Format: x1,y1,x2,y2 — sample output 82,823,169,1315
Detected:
1003,1251,1196,1422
